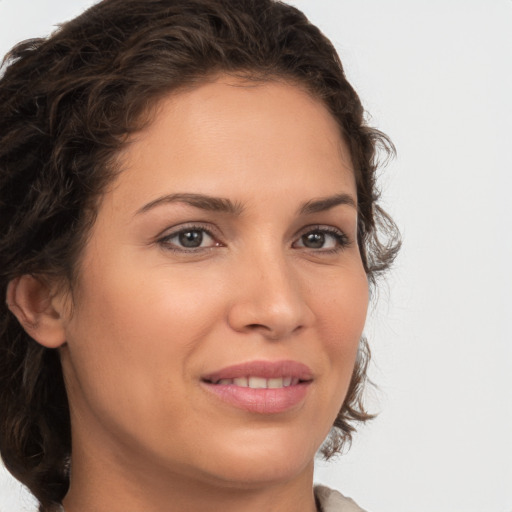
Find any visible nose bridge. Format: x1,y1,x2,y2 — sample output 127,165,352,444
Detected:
227,238,313,338
254,247,297,305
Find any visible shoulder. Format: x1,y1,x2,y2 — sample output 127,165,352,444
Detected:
314,485,368,512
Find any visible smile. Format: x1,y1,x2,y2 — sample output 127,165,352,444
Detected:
210,376,301,388
201,360,313,414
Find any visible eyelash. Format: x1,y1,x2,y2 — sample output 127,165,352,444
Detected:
294,225,350,254
157,224,221,253
157,224,350,254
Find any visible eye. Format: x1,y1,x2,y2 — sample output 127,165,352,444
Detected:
293,227,349,251
158,226,221,251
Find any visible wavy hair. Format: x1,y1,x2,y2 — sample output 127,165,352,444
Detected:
0,0,400,510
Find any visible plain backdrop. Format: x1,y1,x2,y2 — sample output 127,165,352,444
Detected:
0,1,511,511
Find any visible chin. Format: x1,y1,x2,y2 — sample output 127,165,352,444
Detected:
191,429,319,488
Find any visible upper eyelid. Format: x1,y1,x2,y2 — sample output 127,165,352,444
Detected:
156,222,221,240
155,222,350,245
293,224,347,238
156,225,222,252
292,225,351,250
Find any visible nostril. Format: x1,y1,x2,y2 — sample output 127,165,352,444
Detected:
227,296,312,339
247,323,265,330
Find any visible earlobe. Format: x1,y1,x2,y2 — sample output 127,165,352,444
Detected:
6,275,67,348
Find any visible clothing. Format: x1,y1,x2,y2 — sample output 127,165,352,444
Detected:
314,485,368,512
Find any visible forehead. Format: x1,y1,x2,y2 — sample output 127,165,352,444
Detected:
108,76,355,213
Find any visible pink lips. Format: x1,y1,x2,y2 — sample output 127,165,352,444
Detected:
201,360,313,414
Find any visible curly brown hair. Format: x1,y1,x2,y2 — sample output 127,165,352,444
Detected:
0,0,400,510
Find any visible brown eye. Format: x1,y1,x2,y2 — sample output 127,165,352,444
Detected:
293,227,349,251
178,230,204,248
301,231,325,249
159,226,220,251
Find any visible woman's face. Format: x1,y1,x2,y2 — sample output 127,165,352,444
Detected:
58,77,368,489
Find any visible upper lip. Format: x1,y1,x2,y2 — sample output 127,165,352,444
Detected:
201,360,314,383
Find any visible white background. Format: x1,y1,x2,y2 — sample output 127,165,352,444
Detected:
1,1,511,511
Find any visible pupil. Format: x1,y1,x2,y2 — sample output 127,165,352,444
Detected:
303,232,325,248
179,230,203,248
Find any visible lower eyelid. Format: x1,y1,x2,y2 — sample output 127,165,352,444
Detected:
156,225,350,251
294,227,350,248
157,226,220,250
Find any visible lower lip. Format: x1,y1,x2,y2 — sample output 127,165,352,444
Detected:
201,382,311,414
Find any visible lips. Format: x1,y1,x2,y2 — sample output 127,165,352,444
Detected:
213,376,299,388
202,360,313,383
201,360,313,414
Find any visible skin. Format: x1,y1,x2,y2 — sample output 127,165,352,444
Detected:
10,77,369,512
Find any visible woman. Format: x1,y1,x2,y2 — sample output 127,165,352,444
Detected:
0,0,399,511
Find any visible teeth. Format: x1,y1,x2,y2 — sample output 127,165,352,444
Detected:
214,376,298,388
248,376,267,389
267,378,284,388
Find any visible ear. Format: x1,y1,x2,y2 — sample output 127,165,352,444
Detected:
6,275,68,348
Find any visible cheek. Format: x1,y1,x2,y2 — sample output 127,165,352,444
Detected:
62,261,223,419
61,283,223,465
74,256,223,344
315,265,369,342
314,269,369,398
65,256,241,412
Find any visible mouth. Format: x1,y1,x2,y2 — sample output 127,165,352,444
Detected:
200,360,313,414
205,376,303,388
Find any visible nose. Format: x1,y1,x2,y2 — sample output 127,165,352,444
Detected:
226,252,314,340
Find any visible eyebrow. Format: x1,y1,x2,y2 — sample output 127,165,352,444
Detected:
135,192,356,217
298,193,357,215
135,193,244,216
